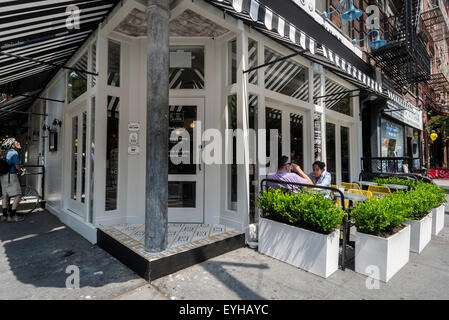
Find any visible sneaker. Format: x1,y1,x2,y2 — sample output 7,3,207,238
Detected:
6,215,25,223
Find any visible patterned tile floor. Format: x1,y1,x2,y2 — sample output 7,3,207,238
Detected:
99,223,242,262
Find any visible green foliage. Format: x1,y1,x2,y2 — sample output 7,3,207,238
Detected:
256,188,345,234
352,182,447,235
372,177,416,189
351,191,408,236
405,182,448,220
425,115,449,138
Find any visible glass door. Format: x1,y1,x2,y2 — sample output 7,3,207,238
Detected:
325,121,351,185
67,105,88,218
168,98,204,223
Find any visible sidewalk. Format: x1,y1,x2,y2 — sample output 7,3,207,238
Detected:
0,209,154,300
434,179,449,191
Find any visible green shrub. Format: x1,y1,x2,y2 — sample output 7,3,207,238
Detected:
404,182,447,220
256,188,345,234
351,191,409,236
372,177,416,189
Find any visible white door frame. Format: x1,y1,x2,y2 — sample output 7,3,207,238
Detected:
168,97,205,223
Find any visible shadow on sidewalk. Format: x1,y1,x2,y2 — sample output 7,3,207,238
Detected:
0,210,141,291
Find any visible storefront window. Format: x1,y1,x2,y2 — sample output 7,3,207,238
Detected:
105,96,120,211
228,39,237,85
67,53,87,103
326,122,336,185
290,113,304,168
108,40,121,87
325,78,352,116
227,95,237,211
248,39,258,85
341,126,350,183
381,118,404,157
169,46,205,89
264,47,309,102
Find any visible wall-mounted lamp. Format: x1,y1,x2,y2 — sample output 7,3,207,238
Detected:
52,119,62,127
352,29,387,49
42,124,51,132
322,0,362,21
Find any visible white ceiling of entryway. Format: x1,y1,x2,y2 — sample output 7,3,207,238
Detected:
114,9,230,37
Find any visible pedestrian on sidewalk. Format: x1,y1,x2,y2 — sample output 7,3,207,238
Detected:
0,138,24,222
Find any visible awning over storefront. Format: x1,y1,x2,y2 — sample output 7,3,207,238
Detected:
207,0,383,94
0,0,120,119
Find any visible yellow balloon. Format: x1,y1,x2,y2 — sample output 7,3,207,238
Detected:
430,133,438,141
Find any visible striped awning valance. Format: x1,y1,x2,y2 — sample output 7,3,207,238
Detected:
208,0,383,94
0,0,120,87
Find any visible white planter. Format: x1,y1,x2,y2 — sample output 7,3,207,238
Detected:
355,225,410,283
431,205,446,236
404,212,433,254
258,217,340,278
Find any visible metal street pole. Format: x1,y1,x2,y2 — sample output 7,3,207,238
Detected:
145,0,170,252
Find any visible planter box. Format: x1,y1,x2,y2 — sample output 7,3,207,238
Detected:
258,217,340,278
404,212,433,254
355,225,410,283
431,205,446,236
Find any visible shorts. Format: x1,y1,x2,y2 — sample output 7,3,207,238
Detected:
0,173,22,197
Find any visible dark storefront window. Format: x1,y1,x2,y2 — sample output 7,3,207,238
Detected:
326,122,336,185
227,95,237,211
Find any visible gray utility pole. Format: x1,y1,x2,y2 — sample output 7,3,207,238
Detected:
145,0,170,252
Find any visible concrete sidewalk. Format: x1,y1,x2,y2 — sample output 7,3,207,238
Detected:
0,209,156,300
143,196,449,300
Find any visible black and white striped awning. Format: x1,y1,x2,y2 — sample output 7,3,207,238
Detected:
0,0,119,89
207,0,383,94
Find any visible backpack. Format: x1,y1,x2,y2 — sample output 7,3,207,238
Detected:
0,150,11,175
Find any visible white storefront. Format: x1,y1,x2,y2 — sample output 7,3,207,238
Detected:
29,0,364,243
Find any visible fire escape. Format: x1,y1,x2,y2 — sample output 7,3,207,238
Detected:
420,1,449,116
370,0,431,88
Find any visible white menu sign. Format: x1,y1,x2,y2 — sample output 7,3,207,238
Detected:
385,90,423,130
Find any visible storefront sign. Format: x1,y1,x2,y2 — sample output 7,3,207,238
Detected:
128,123,140,131
385,90,423,130
128,146,140,155
291,0,314,13
428,169,449,179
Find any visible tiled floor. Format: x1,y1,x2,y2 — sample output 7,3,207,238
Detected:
99,223,242,262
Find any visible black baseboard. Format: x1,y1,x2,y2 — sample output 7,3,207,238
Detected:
97,229,245,281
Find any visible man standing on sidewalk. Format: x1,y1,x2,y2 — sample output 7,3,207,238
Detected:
0,138,24,222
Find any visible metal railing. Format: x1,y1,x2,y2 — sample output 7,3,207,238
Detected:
21,164,45,207
361,157,425,175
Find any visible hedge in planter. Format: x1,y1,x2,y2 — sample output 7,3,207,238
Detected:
256,189,346,278
402,182,447,252
257,188,345,234
351,191,411,282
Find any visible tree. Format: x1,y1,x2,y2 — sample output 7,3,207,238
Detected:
426,115,449,168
